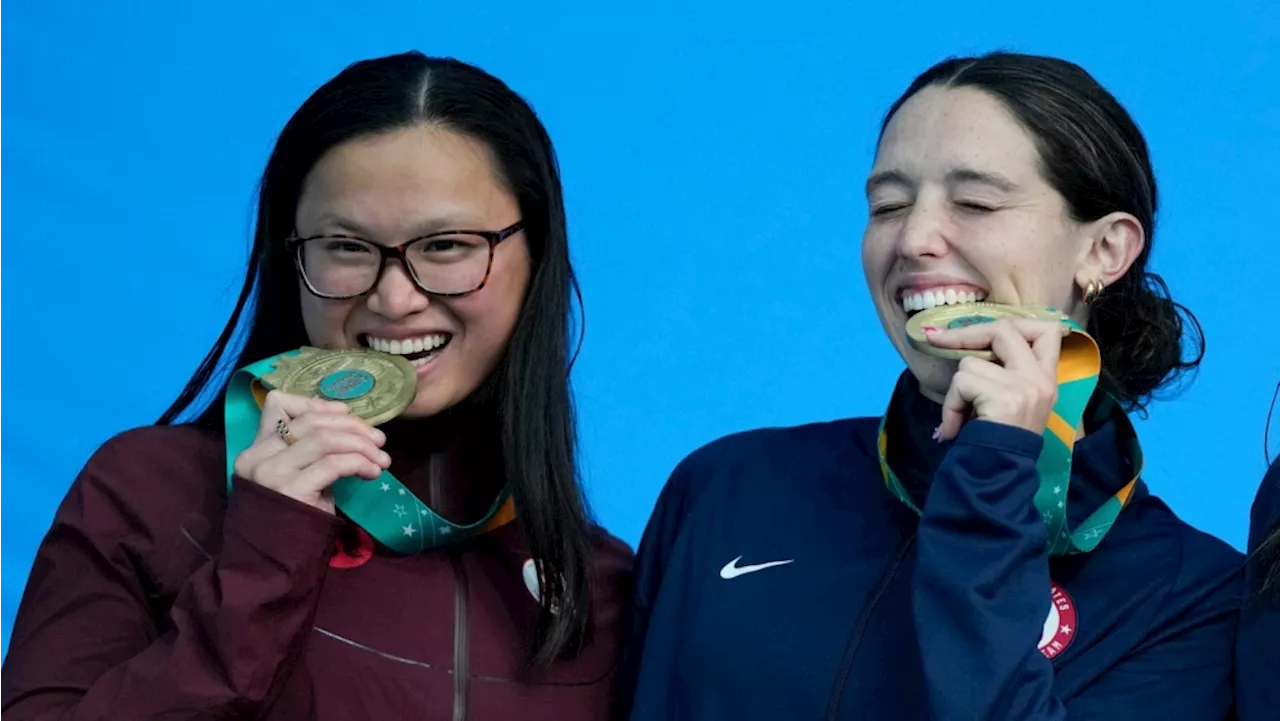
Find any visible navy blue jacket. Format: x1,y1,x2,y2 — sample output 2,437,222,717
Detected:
1237,456,1280,720
618,374,1243,720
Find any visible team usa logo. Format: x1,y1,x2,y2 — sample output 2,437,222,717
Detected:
1038,582,1077,659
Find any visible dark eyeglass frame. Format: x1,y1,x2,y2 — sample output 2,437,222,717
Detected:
286,220,525,299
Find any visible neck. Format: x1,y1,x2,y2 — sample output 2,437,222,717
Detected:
915,376,1085,441
381,401,506,525
918,384,946,405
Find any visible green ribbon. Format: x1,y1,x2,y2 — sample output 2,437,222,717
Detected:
877,315,1144,556
224,350,515,554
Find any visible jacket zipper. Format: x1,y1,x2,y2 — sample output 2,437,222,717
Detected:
450,554,470,721
823,534,916,720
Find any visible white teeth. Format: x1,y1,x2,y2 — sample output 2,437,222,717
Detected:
366,333,451,355
900,287,988,313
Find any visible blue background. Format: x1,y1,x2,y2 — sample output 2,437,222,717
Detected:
3,1,1278,656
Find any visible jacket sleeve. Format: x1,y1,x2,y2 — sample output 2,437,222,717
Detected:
912,419,1236,720
1,447,342,720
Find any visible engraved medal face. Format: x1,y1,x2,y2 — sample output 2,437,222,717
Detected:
260,347,418,425
319,369,376,401
905,302,1070,360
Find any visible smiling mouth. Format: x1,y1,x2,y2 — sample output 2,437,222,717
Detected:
900,286,989,317
361,332,453,367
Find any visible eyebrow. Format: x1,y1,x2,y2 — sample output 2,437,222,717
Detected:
946,168,1020,192
864,167,1021,196
865,169,912,197
304,212,491,239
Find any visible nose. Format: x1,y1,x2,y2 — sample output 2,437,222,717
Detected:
897,199,950,261
365,260,430,319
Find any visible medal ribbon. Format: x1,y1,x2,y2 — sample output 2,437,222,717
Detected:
223,350,516,554
877,315,1144,555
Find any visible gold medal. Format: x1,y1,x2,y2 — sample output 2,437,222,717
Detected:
905,303,1070,360
258,346,418,425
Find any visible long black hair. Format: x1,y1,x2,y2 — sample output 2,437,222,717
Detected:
158,51,595,670
879,52,1205,415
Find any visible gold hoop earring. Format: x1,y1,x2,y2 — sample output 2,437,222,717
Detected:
1082,279,1104,304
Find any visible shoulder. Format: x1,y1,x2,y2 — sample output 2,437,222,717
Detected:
645,416,881,531
80,423,224,490
1249,457,1280,553
589,525,634,561
1168,519,1246,594
88,423,225,470
65,423,228,535
1122,494,1245,620
1136,494,1244,579
1061,495,1244,664
588,525,635,579
667,417,878,495
31,424,232,596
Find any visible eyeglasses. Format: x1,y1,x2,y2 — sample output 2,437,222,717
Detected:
287,220,524,299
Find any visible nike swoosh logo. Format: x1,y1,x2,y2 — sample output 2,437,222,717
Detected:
720,555,794,579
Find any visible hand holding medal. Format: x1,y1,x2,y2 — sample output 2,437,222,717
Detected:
230,347,417,513
232,391,390,513
880,300,1141,556
905,303,1070,441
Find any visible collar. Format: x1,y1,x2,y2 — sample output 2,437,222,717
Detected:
883,370,1142,526
378,400,508,526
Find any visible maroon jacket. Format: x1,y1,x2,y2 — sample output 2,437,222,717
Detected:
1,423,634,720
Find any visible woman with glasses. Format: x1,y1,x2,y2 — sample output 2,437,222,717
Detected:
1,51,631,720
617,52,1243,720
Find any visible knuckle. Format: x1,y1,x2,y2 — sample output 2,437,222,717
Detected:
249,459,283,487
311,429,343,448
314,456,342,476
324,455,364,480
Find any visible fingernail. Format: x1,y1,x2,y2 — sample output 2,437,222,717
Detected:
922,326,939,335
931,425,941,441
379,451,392,465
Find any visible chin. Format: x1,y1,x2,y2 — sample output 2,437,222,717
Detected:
898,343,956,403
398,391,458,420
878,304,955,402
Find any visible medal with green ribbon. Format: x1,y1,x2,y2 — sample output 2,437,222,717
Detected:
880,303,1144,556
223,346,515,554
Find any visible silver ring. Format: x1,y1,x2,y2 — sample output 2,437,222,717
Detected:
276,419,297,445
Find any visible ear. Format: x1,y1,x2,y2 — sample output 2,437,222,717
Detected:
1075,211,1145,291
